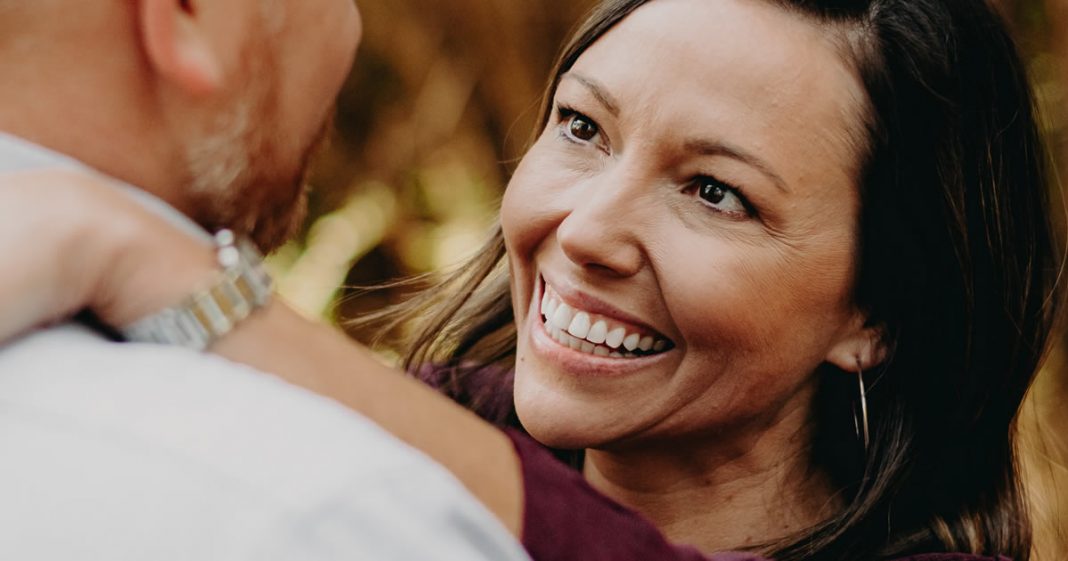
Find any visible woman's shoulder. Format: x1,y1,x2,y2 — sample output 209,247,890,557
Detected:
415,362,519,426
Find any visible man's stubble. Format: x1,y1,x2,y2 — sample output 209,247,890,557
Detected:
180,16,330,252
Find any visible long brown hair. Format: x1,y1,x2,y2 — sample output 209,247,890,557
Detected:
359,1,1060,559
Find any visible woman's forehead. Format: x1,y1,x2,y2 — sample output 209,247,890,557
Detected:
566,0,870,189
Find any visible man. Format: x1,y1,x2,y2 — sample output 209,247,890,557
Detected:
0,1,528,559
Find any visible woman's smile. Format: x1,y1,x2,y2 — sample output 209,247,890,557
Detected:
539,276,674,359
528,274,677,377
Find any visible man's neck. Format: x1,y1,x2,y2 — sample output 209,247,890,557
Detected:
0,12,192,217
2,121,178,207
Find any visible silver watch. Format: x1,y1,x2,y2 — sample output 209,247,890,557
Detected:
120,230,274,351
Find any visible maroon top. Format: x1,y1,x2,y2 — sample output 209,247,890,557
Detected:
503,429,1009,561
419,365,1010,561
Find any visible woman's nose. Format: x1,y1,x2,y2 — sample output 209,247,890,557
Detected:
555,172,647,278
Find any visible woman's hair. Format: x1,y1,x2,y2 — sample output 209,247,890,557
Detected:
359,1,1060,559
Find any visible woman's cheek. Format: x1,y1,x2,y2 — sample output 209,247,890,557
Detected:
662,246,793,354
502,162,576,255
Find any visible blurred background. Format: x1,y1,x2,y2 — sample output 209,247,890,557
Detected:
269,0,1068,558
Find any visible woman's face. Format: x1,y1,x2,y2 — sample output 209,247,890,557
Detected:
502,0,873,451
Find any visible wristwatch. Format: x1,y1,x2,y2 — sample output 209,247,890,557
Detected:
120,229,274,351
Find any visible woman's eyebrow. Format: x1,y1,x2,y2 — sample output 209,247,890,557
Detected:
684,138,791,194
560,72,789,195
560,72,621,117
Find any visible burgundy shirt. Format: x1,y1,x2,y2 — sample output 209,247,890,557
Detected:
504,429,1011,561
420,365,1009,561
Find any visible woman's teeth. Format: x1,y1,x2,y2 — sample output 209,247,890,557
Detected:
540,286,671,359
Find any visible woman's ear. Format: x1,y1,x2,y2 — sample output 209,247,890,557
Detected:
825,310,888,373
136,0,222,97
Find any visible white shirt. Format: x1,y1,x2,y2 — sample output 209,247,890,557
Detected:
0,133,530,561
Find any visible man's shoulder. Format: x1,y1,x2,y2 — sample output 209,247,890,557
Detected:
0,323,426,499
0,324,529,560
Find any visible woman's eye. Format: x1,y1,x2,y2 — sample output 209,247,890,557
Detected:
696,177,750,217
569,115,599,141
561,110,601,143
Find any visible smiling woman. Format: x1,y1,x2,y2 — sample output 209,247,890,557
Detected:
368,0,1059,559
0,0,1058,560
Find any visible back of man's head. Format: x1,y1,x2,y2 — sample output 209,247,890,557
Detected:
0,0,362,249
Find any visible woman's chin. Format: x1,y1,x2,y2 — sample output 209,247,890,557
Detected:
520,420,600,451
513,392,627,451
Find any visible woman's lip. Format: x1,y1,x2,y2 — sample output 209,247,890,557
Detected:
528,300,675,376
538,274,673,343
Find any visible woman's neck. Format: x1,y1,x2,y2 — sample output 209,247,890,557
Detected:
582,414,838,554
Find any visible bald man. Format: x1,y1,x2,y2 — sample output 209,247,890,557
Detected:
0,1,527,559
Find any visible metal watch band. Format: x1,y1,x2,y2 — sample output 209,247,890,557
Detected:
120,230,274,351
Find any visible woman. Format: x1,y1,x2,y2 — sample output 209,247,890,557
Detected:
0,0,1057,559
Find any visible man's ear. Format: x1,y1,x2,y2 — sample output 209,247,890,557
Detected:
137,0,222,97
825,310,888,373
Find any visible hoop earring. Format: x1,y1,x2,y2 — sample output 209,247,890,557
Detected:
853,357,870,453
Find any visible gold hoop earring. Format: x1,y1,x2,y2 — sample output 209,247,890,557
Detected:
853,357,870,453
